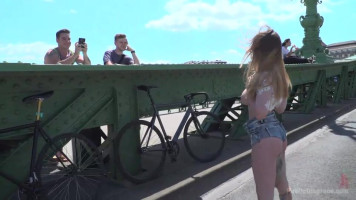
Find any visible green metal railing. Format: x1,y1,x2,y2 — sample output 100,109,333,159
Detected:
0,61,355,199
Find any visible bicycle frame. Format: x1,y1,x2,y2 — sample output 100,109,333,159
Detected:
0,120,74,196
152,102,194,144
116,86,225,184
0,122,40,179
144,89,201,147
0,91,97,199
0,121,43,198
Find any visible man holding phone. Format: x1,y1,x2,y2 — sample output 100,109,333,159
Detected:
103,34,140,65
44,29,91,65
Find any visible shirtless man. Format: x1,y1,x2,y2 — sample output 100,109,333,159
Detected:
44,29,91,65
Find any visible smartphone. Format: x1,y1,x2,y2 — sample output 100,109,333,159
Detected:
78,38,85,48
79,38,85,44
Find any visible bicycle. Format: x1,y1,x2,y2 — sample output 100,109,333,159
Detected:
0,91,106,200
115,85,226,184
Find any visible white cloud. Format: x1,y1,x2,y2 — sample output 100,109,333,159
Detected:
69,9,77,14
210,51,219,56
0,42,55,64
226,49,245,61
204,48,246,64
145,0,324,31
227,49,238,54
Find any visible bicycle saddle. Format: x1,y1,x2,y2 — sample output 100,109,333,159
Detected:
22,91,54,103
137,85,158,92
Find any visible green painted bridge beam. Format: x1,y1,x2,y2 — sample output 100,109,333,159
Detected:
301,70,326,113
348,71,356,97
0,61,356,199
333,66,349,103
286,62,356,113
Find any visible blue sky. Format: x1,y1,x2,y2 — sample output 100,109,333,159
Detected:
0,0,355,65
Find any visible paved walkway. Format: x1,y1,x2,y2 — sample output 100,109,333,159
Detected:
202,108,356,200
97,98,356,200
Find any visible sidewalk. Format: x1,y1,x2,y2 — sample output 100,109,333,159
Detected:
97,98,356,200
202,104,356,200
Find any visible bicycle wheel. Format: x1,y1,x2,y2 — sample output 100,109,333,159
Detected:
116,120,166,184
36,133,106,200
184,111,225,162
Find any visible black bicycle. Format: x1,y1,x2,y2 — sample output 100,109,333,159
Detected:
0,91,106,200
116,85,225,184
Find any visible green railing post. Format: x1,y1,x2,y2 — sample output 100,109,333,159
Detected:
301,70,326,113
298,0,333,63
211,98,249,139
349,71,356,97
333,66,349,103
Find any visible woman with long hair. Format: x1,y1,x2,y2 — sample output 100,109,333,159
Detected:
282,38,311,64
240,27,293,200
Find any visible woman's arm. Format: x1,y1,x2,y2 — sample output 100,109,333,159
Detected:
240,89,248,105
274,98,287,114
254,86,273,120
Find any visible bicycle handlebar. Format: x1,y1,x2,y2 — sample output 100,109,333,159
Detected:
137,85,209,106
137,85,157,93
184,92,209,105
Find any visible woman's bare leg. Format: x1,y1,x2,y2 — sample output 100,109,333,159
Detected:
252,138,284,200
275,140,292,200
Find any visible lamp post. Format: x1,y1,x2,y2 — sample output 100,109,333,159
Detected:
298,0,333,63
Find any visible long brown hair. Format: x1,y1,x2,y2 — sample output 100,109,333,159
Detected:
240,27,292,100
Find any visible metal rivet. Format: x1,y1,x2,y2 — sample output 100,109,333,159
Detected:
12,96,19,101
25,79,32,84
13,84,20,89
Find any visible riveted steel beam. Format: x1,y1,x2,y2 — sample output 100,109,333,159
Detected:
0,61,356,199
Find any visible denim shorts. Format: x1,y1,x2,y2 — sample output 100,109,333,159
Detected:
243,112,287,146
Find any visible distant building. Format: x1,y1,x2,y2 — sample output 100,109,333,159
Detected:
184,60,227,64
327,40,356,60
